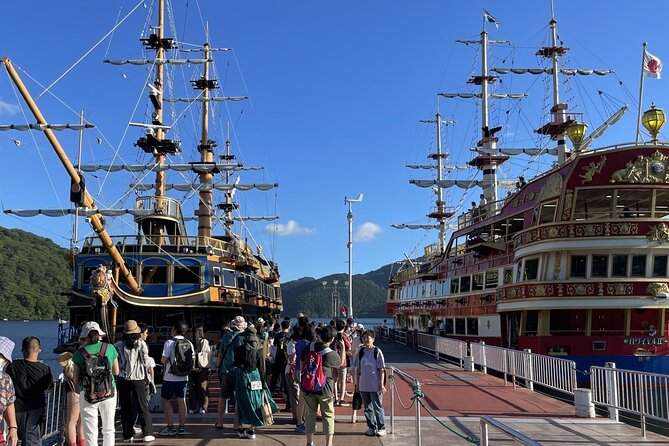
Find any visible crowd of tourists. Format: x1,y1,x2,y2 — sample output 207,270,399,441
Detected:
0,313,387,446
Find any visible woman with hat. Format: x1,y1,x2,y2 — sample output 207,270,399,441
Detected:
72,321,120,446
0,336,18,446
114,320,154,443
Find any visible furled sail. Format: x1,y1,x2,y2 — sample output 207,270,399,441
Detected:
492,68,614,76
79,163,263,173
406,164,470,170
164,97,249,103
438,93,528,99
131,183,279,192
4,208,155,217
410,179,517,189
104,58,212,65
0,124,94,131
472,147,558,156
391,223,458,230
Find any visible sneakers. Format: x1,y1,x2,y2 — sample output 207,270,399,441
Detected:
351,415,357,424
306,443,316,446
143,435,156,443
237,429,245,438
365,427,376,436
158,427,176,436
177,426,185,436
188,409,195,414
134,426,143,435
338,400,349,407
294,423,306,434
244,429,256,439
123,437,134,443
377,428,387,437
198,408,206,414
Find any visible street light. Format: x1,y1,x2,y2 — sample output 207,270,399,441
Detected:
322,279,348,319
345,194,363,318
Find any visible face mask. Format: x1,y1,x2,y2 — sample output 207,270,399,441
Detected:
0,358,6,371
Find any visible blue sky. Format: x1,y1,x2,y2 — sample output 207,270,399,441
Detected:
0,1,667,283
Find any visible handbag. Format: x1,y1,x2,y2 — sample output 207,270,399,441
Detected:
352,391,363,410
260,390,274,426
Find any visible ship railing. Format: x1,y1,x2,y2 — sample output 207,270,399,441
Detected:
479,416,541,446
41,378,66,444
416,333,466,368
590,363,669,438
58,326,80,347
470,342,577,396
388,366,423,446
391,328,407,345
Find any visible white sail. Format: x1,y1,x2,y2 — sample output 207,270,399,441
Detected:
164,97,248,103
438,93,528,99
473,147,558,156
104,58,212,65
391,223,458,230
79,163,263,173
410,179,517,189
0,124,94,131
492,68,614,76
406,164,470,170
4,208,155,218
131,183,279,192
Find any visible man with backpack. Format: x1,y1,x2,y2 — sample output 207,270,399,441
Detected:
300,325,341,446
72,321,119,446
353,329,387,437
160,320,194,436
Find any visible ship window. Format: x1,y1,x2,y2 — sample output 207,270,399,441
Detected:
617,189,651,218
460,276,471,293
570,256,587,278
141,265,167,284
222,269,236,287
485,270,498,289
523,259,539,281
503,268,513,285
591,255,608,278
573,188,612,220
472,273,484,291
174,265,200,284
212,267,221,287
631,255,647,277
237,273,246,289
653,255,668,277
80,266,97,287
525,310,538,336
450,279,460,294
455,318,466,335
655,190,669,218
612,254,628,277
467,318,478,335
538,201,557,224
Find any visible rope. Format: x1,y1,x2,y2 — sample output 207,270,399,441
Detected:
389,374,415,410
411,385,481,445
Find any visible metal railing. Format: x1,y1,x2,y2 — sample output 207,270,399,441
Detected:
389,366,422,446
479,416,542,446
391,328,407,345
591,363,669,437
42,379,66,444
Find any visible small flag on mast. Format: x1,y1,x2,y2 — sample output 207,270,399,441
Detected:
643,50,663,79
340,303,347,318
483,10,500,28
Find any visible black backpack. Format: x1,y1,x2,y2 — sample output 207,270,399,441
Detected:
80,343,114,403
358,346,386,383
171,338,194,376
233,331,260,370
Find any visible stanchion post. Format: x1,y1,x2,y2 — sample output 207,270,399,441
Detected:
605,362,619,421
415,381,422,446
639,373,646,438
480,418,489,446
481,341,487,374
523,349,534,392
391,368,395,435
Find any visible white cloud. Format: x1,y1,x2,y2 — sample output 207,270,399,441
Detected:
0,99,20,116
354,222,382,242
265,220,316,236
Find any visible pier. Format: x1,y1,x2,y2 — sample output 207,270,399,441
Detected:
97,336,669,445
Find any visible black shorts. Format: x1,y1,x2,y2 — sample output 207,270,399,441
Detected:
220,373,236,399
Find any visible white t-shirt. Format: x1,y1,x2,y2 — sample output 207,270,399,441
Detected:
162,336,193,382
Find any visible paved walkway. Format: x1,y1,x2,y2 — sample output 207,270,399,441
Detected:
129,339,669,445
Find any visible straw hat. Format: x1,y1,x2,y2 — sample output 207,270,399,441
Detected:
124,320,141,334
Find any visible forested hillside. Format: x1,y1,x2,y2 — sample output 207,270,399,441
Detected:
0,227,71,319
280,263,395,318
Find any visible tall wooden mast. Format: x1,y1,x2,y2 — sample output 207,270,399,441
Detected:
1,57,141,295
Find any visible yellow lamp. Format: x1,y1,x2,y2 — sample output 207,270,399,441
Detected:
566,121,588,152
642,104,666,142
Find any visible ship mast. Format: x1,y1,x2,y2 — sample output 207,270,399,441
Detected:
197,41,215,238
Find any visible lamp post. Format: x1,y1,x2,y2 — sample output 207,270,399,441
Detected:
345,194,363,318
322,280,349,319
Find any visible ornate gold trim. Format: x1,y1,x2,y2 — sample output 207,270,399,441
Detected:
580,156,606,183
647,223,669,244
647,282,669,296
611,150,669,183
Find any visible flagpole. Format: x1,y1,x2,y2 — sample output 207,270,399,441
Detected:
636,42,647,143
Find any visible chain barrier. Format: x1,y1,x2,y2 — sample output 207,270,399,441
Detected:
389,374,416,410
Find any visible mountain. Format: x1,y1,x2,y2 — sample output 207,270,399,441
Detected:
0,227,71,320
280,263,396,318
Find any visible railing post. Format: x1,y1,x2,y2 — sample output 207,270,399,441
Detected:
523,349,534,392
434,335,439,361
415,381,422,446
605,362,619,421
638,373,646,438
480,418,489,446
460,342,464,369
390,368,395,435
481,341,488,374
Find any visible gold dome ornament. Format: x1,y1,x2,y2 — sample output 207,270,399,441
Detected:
642,103,666,143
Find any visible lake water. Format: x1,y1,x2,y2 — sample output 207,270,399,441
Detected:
0,320,61,375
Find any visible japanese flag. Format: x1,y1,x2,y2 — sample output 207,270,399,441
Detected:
644,50,662,79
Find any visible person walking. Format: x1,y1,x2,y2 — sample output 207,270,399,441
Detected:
188,324,211,414
159,320,194,436
0,336,19,446
138,323,156,403
114,320,154,442
215,316,246,432
60,351,84,446
233,324,277,439
354,330,387,437
301,325,341,446
72,321,119,446
6,337,53,446
331,319,350,407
